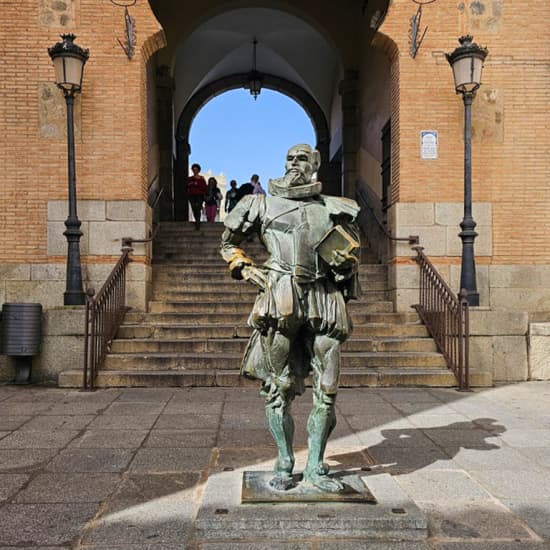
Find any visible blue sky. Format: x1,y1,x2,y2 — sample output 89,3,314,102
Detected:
189,89,315,189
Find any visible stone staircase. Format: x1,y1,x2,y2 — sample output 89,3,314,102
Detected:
60,222,488,388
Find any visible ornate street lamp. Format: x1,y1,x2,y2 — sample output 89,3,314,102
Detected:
446,35,488,306
246,38,262,100
48,34,89,306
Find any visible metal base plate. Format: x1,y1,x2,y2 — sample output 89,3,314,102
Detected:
242,470,377,503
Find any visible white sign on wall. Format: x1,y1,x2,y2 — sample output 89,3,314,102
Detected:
420,130,438,160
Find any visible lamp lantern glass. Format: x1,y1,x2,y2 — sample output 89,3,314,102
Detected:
48,34,89,92
446,35,488,94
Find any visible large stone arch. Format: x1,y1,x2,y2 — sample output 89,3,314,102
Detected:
172,73,337,220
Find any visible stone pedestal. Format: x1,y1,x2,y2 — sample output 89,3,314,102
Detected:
195,471,427,543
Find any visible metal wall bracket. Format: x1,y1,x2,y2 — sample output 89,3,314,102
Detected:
111,0,136,59
409,0,437,59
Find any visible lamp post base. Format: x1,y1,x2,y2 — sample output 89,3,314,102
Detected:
64,290,85,306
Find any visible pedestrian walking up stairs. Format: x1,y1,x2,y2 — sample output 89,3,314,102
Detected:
62,222,482,388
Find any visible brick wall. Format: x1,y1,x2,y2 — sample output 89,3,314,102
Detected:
0,0,164,265
371,0,550,264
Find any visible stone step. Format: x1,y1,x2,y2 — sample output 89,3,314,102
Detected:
152,264,386,274
102,351,446,371
111,337,437,354
152,271,388,283
151,279,389,294
117,322,429,339
124,309,412,324
148,300,395,314
151,289,389,302
58,368,493,389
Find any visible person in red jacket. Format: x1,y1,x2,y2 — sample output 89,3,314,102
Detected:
187,163,207,230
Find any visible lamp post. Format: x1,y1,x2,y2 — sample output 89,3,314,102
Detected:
446,35,488,307
48,34,89,306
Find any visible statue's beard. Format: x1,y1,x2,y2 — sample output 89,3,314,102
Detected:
268,171,322,199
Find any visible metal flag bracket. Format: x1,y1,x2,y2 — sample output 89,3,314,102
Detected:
111,0,136,59
409,0,437,59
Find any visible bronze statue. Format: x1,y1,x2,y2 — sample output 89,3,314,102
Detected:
221,144,360,492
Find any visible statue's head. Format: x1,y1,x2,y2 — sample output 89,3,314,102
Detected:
269,143,322,199
285,144,321,186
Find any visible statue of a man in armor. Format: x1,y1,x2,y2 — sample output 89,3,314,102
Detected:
220,144,360,492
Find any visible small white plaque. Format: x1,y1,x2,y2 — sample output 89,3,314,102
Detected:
420,130,438,160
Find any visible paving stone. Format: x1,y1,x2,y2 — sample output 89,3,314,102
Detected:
503,499,550,539
3,388,69,402
0,402,54,415
344,415,416,431
103,402,165,416
378,388,442,403
217,428,276,447
46,449,135,473
317,543,433,550
0,429,80,449
69,430,149,449
199,543,312,549
14,473,121,503
80,545,185,550
117,388,176,402
0,546,70,550
0,416,31,430
155,414,220,430
213,446,283,472
337,401,400,417
423,427,503,448
498,428,550,448
20,414,94,431
407,413,472,429
107,472,201,512
0,503,98,546
469,468,550,500
88,414,159,430
83,500,195,545
517,447,550,468
0,449,59,473
0,474,29,501
451,446,536,471
356,427,437,449
368,446,456,473
396,470,493,501
420,500,534,540
129,447,212,472
144,430,217,448
391,402,458,415
221,413,268,429
0,431,8,440
43,402,110,416
436,542,546,549
164,400,224,415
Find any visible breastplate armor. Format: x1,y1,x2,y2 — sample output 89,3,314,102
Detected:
261,196,332,282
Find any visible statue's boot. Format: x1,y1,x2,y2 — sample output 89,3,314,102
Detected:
265,404,296,490
302,396,344,492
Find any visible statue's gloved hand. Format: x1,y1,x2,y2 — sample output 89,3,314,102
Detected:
331,250,358,270
241,265,268,290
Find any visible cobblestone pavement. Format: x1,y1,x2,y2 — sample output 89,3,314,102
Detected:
0,382,549,549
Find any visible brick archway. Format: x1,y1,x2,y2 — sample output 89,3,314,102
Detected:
172,73,336,220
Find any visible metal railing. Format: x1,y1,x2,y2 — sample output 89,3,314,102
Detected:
412,246,470,390
83,247,131,390
82,224,160,390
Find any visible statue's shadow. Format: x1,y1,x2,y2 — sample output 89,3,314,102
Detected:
327,417,505,475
